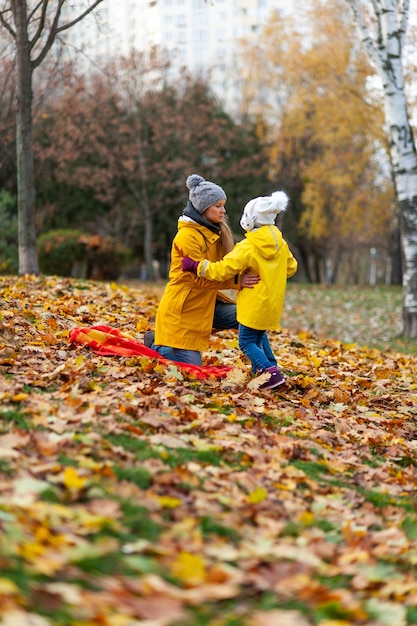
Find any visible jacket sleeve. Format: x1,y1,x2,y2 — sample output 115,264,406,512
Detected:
197,244,249,281
286,245,298,278
174,229,239,290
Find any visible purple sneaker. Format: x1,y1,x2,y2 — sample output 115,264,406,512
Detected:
259,366,286,390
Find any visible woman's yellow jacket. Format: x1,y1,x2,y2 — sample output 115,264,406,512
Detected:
198,224,297,331
155,219,239,351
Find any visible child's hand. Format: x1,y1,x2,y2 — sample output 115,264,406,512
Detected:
182,257,199,274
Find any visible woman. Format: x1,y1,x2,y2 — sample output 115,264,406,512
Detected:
146,174,258,365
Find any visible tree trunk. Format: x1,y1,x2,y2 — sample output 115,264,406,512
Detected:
389,218,402,285
400,196,417,335
384,64,417,337
143,202,156,281
13,0,39,275
346,0,417,337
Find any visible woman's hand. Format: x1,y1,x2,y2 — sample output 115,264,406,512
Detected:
240,270,260,289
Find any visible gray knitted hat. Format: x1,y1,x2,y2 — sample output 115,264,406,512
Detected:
186,174,227,215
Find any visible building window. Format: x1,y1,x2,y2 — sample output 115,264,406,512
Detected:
196,29,208,43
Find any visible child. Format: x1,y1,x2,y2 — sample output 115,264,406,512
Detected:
182,190,298,389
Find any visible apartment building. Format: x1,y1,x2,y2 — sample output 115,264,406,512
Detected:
62,0,296,111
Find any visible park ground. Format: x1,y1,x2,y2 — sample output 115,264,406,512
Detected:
0,275,416,626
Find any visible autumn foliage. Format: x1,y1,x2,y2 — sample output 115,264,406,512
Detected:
239,0,394,284
1,275,417,625
34,55,270,278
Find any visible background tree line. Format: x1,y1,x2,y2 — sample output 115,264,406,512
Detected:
0,0,415,286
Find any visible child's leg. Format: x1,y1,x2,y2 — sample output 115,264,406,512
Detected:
238,324,271,372
260,333,277,368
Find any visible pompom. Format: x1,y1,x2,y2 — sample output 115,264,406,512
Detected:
186,174,204,190
270,191,289,213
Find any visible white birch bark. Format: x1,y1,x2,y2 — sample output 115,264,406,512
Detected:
345,0,417,336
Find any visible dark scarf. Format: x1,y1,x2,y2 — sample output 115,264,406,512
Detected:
182,201,220,235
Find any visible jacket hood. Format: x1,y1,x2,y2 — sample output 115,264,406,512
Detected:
245,224,283,259
177,216,220,244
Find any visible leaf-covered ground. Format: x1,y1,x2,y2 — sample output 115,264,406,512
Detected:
0,275,417,626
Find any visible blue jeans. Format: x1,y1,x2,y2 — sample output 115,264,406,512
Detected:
153,300,237,366
213,300,238,329
238,324,277,373
153,345,202,366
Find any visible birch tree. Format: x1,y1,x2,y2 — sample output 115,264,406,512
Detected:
0,0,104,275
345,0,417,336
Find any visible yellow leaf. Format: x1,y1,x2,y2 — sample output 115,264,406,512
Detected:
274,480,297,491
158,496,182,508
247,486,268,503
316,621,352,626
136,318,148,332
19,541,45,560
0,578,19,594
170,551,206,586
298,511,314,525
12,393,28,402
310,355,322,367
63,466,86,490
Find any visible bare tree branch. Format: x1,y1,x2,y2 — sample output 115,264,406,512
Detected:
29,0,52,53
55,0,104,34
32,0,65,68
28,1,44,24
32,0,104,69
0,6,16,38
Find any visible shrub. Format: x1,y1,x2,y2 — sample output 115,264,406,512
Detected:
37,229,130,279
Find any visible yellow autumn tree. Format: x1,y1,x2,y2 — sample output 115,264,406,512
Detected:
239,0,394,284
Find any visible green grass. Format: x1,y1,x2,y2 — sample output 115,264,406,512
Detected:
0,409,32,431
283,284,416,354
104,432,247,469
113,465,153,489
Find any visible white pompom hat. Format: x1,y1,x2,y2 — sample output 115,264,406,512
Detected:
240,190,289,231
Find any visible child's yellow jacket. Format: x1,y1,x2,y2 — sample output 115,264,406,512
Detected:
198,224,297,331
